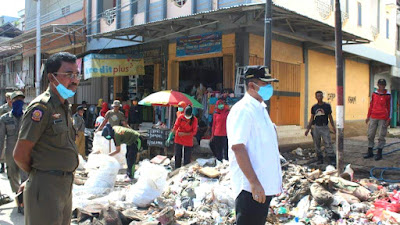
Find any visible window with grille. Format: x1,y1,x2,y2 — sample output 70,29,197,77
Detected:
386,19,390,39
61,5,70,15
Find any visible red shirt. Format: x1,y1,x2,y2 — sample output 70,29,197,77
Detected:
123,105,130,118
367,90,392,121
173,115,198,147
212,108,229,137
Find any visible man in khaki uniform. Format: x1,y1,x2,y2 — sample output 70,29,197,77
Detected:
0,92,12,173
96,100,129,131
73,105,86,159
14,52,81,225
0,92,12,116
0,91,28,193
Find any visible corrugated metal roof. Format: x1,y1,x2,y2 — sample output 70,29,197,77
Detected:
90,2,369,44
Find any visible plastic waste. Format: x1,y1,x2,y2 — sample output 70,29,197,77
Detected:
126,160,168,207
84,154,120,195
77,155,86,170
374,199,400,213
196,158,216,167
293,195,310,219
92,132,127,167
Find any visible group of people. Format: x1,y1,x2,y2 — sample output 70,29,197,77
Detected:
0,48,393,225
164,95,231,170
305,78,392,165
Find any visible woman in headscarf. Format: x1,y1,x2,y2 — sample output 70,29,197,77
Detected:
100,102,108,117
97,98,103,115
166,105,198,169
210,99,229,161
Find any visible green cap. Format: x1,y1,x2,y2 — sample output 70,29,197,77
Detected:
10,91,25,100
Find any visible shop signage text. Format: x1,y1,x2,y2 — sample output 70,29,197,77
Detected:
83,54,145,79
176,32,222,57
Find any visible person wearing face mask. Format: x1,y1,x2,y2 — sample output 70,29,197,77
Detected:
166,105,198,169
210,99,229,161
176,101,187,118
0,91,28,193
13,52,81,225
226,66,282,225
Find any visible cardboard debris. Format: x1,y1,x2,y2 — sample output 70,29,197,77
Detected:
198,167,220,178
150,155,168,164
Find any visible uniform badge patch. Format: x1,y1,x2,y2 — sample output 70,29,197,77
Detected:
31,109,43,122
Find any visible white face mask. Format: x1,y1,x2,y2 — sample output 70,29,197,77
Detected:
185,115,192,119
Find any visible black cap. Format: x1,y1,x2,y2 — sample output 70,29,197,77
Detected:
243,66,279,82
102,124,114,140
77,105,86,111
377,79,386,85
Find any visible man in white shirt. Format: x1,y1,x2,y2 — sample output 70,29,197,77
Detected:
227,65,282,225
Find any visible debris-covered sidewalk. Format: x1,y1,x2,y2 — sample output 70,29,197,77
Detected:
71,151,400,225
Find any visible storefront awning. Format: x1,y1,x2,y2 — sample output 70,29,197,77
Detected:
0,24,85,51
88,3,369,45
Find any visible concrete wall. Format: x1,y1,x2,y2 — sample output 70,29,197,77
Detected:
249,34,303,65
272,0,397,58
345,59,370,121
308,50,337,120
308,50,370,123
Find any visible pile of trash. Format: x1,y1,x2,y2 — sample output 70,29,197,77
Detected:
270,163,400,224
71,152,400,225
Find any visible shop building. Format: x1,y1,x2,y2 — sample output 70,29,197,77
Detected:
86,0,398,131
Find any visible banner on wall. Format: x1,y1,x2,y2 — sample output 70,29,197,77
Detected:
83,54,145,79
176,32,222,57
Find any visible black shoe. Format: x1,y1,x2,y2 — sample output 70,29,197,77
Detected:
375,149,382,161
363,148,374,159
317,154,324,164
329,156,337,166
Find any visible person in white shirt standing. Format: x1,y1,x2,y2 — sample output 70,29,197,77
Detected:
227,65,282,225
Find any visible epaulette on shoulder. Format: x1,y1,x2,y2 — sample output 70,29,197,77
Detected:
28,92,51,109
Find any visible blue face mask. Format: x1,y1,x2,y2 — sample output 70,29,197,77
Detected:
52,74,76,99
254,83,273,101
178,107,184,112
12,100,24,117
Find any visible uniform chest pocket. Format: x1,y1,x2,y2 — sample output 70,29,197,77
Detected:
5,124,16,135
48,119,69,136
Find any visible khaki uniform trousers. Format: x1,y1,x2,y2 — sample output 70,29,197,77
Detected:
24,170,73,225
75,131,86,159
5,146,28,193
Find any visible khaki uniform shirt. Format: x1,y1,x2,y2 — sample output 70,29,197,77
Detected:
0,103,11,116
18,87,78,172
73,113,85,133
105,110,126,127
113,126,140,146
0,112,22,154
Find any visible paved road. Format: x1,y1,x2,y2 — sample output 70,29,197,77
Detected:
0,172,24,225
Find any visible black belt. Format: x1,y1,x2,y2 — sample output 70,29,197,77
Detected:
32,168,73,177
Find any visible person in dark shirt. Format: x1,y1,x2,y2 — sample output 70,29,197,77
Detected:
128,98,142,130
305,91,336,165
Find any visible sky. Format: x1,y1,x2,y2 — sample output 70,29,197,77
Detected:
0,0,25,18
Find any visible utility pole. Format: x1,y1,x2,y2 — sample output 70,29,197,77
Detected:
264,0,272,69
334,0,344,172
35,0,41,96
264,0,272,109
